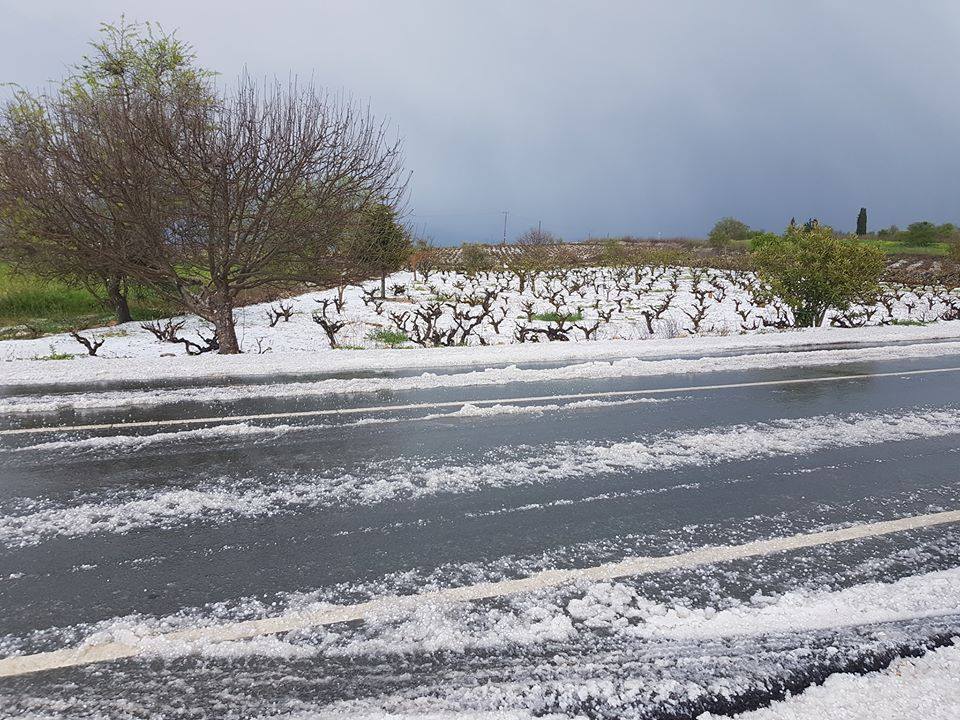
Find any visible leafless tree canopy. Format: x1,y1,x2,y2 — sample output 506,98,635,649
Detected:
516,228,560,247
122,77,406,351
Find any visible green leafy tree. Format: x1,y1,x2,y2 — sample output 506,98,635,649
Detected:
69,18,215,99
937,223,958,242
708,217,750,251
0,19,212,323
856,207,867,236
752,224,885,327
347,204,410,297
904,221,939,247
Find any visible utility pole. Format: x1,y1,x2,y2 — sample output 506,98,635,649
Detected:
502,210,509,244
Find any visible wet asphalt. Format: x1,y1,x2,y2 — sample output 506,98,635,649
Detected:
1,347,960,717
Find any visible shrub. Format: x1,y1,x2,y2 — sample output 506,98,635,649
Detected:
752,224,885,327
903,221,939,247
708,217,751,251
748,231,781,251
950,239,960,263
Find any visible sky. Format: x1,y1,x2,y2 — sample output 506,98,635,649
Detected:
2,1,959,245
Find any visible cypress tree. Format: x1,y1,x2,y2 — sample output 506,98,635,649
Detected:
856,207,868,236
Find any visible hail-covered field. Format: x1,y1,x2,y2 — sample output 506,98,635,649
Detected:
3,265,960,362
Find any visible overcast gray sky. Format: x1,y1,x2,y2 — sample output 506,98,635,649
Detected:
3,1,959,244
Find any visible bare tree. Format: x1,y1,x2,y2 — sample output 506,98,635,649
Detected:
499,228,566,291
27,75,405,353
407,237,437,282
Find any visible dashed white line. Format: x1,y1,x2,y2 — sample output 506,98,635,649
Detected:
2,508,959,678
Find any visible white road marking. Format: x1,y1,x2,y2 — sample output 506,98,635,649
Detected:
2,365,958,437
2,508,959,678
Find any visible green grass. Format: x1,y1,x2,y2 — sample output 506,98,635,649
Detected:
887,318,930,326
367,328,409,346
529,310,584,323
0,264,175,339
862,240,950,256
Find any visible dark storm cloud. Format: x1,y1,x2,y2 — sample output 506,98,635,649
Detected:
3,1,959,244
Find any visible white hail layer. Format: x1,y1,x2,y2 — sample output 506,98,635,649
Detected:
0,406,957,547
4,339,960,414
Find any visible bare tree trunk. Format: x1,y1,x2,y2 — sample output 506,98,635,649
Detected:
211,297,241,354
105,274,133,324
380,270,387,299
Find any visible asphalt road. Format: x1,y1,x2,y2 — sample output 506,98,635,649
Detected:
1,347,960,718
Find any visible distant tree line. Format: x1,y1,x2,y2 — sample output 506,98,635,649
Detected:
706,210,960,260
0,20,410,353
876,221,959,247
